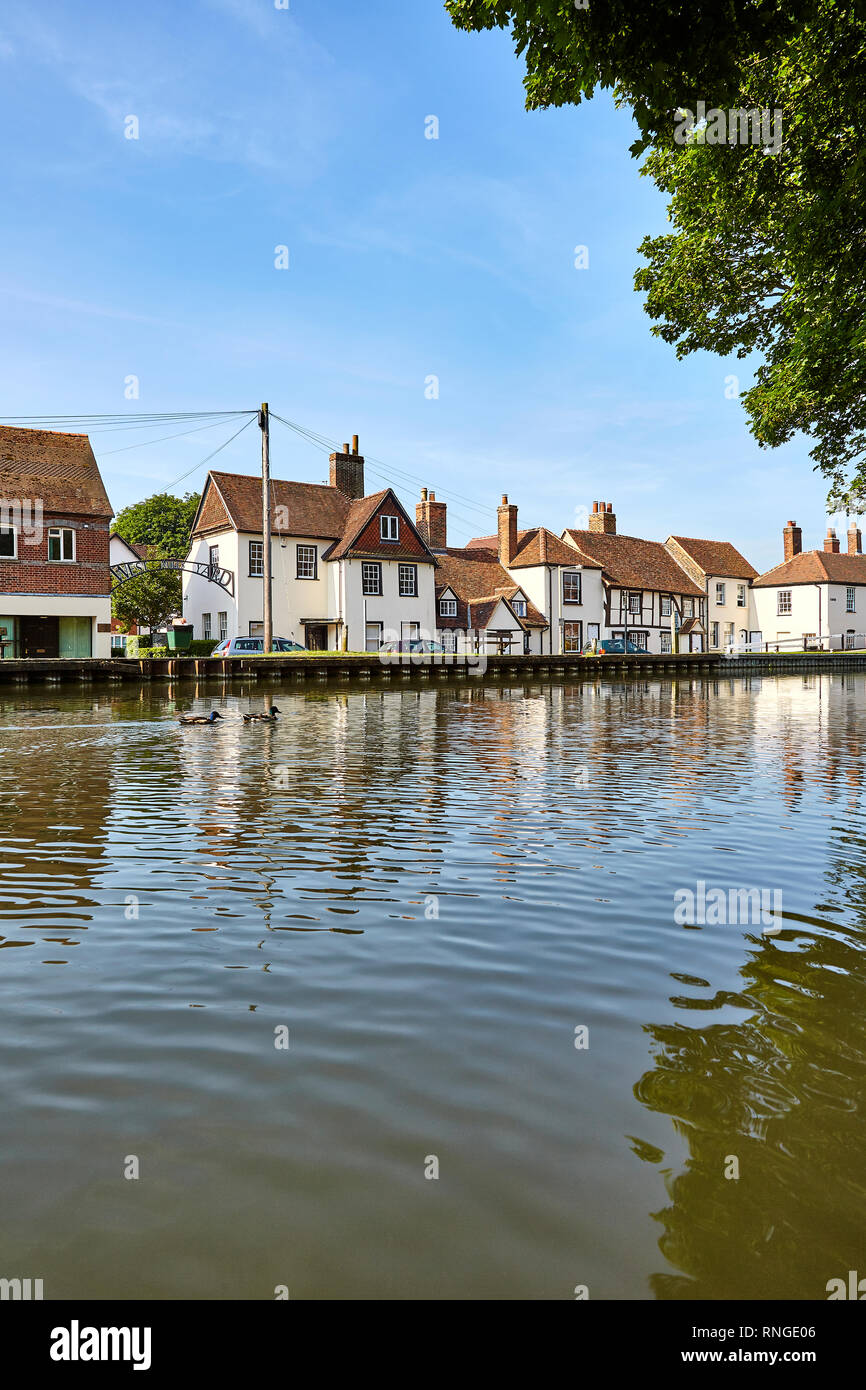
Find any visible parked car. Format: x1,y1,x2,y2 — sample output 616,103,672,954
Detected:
210,637,306,656
582,638,646,655
378,639,445,653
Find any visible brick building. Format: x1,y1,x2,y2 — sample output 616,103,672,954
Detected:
0,426,113,658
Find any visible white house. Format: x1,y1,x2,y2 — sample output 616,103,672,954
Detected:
664,535,760,650
416,490,605,653
752,520,866,649
182,439,439,651
562,502,707,652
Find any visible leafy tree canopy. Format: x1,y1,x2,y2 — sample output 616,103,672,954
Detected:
445,1,866,507
113,491,201,557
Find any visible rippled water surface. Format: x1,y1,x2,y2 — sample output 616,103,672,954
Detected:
1,673,865,1299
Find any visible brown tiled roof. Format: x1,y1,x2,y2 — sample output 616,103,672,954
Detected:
467,526,599,568
669,535,758,579
752,550,866,587
110,532,148,559
562,528,704,596
195,471,352,539
435,548,548,628
0,426,112,517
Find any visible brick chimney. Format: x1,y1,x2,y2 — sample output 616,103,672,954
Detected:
848,522,862,555
416,487,447,549
824,526,840,554
498,495,518,567
588,500,616,535
783,520,802,561
329,434,365,500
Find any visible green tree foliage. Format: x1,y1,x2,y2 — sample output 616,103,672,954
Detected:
113,491,200,557
445,1,866,506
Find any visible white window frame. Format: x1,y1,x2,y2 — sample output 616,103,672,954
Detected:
661,594,672,617
512,598,527,617
847,586,856,613
737,583,747,607
683,597,694,618
380,515,400,542
218,611,228,641
442,629,457,652
48,526,75,562
439,597,457,617
715,582,726,605
399,563,418,597
296,544,317,580
660,630,672,653
248,540,264,577
362,562,382,596
711,622,720,648
365,621,382,652
562,571,582,605
0,525,17,560
209,544,220,571
202,613,212,640
777,589,792,615
628,591,641,615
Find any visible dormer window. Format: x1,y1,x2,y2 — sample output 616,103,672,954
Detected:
512,598,527,617
380,515,399,542
439,597,457,617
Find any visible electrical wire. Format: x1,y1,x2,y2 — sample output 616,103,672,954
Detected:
163,415,257,490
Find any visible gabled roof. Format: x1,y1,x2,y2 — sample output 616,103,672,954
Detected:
752,550,866,587
193,471,353,539
0,426,112,517
435,548,548,628
325,488,436,563
467,526,598,568
668,535,758,580
110,532,147,559
562,528,704,596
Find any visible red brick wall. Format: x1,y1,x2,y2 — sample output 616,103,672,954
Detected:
351,501,431,560
0,515,110,595
193,486,230,536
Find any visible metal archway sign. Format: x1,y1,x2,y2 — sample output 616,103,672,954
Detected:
111,559,235,597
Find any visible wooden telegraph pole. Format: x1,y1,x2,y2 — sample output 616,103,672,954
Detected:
259,402,272,653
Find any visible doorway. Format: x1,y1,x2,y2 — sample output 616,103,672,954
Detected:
20,615,59,658
305,624,328,651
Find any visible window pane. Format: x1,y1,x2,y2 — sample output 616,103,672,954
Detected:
0,528,14,557
63,529,74,559
48,531,60,560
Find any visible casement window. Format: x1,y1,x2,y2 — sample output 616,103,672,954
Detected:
711,622,720,648
365,621,382,652
0,527,16,559
209,544,219,571
737,583,747,607
777,589,792,615
562,571,582,605
683,598,694,618
847,586,856,612
249,621,264,637
661,594,672,617
563,621,582,652
399,563,418,597
628,591,641,614
715,582,726,605
724,622,734,645
218,611,228,641
362,562,382,596
380,515,399,542
512,598,527,617
297,544,317,580
633,631,648,650
202,613,212,640
439,597,457,617
249,541,264,577
442,629,457,653
48,527,75,561
111,633,126,651
660,631,672,653
402,621,420,644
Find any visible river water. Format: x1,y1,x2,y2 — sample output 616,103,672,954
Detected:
0,673,864,1300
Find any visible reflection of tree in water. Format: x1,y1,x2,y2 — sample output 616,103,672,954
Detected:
635,923,866,1299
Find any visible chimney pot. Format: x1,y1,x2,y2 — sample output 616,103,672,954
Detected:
421,487,428,501
783,519,802,561
824,527,840,554
352,434,359,454
592,501,599,513
848,522,862,555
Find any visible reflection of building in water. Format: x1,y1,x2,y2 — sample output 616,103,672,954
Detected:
0,695,118,955
633,908,866,1299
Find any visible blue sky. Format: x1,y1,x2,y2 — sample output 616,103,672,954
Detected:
0,0,832,569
